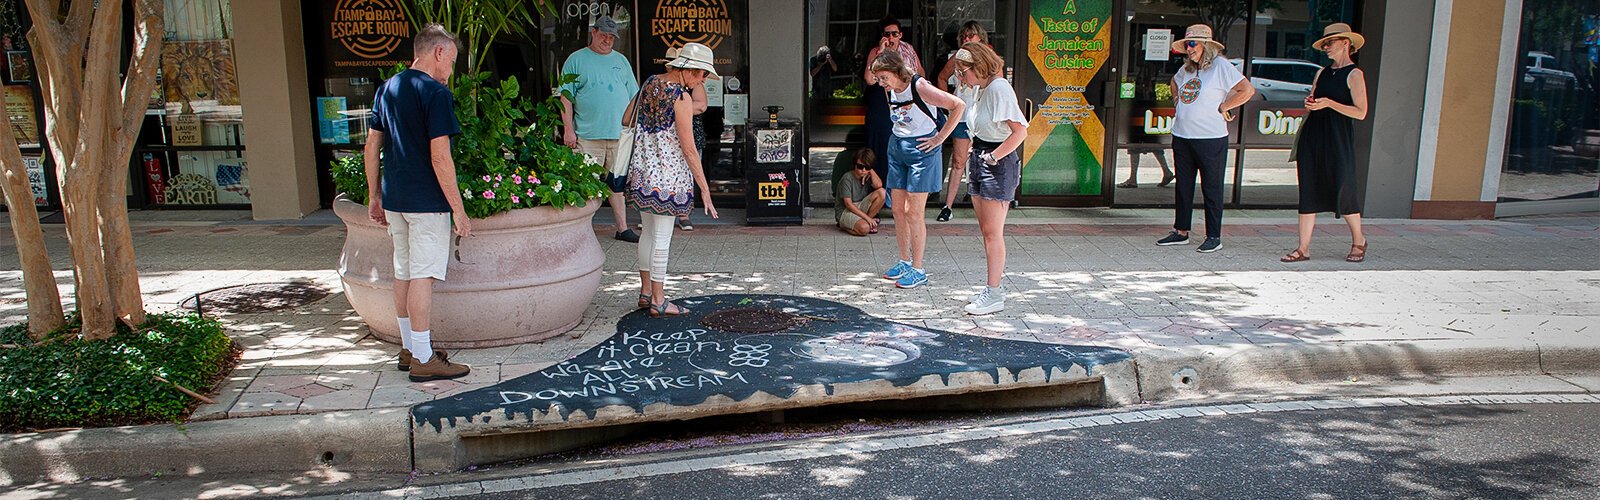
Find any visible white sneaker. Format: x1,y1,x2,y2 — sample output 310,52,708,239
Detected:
966,288,988,303
964,287,1005,315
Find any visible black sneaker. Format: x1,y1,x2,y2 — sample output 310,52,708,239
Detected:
936,207,953,222
615,229,640,243
1197,237,1223,253
1156,231,1191,246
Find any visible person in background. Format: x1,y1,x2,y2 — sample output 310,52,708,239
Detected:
560,15,642,243
1118,147,1174,188
810,45,838,101
952,43,1027,315
1155,24,1254,253
871,50,965,290
837,148,886,236
363,24,471,381
934,21,989,222
1282,23,1370,263
863,17,924,190
623,43,720,317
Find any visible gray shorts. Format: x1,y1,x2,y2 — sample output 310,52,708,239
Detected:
967,144,1021,202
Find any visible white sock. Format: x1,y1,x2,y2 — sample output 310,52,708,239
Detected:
397,317,413,352
900,259,912,266
409,330,434,364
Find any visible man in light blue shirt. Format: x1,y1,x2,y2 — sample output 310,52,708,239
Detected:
561,15,641,242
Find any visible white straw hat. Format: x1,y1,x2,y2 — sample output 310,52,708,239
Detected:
666,43,720,79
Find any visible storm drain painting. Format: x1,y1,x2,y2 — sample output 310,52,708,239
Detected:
412,295,1132,431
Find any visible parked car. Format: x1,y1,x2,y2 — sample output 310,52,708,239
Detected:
1231,58,1323,103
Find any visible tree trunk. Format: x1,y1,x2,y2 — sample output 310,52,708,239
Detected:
19,0,159,339
102,0,164,327
0,118,64,338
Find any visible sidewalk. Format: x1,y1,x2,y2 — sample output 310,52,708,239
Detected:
1,208,1598,482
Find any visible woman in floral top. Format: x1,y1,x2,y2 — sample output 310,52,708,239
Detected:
623,43,720,317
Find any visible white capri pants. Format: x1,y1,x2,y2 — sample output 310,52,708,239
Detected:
637,212,676,283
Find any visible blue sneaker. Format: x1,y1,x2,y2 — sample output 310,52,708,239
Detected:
883,260,912,280
896,268,929,289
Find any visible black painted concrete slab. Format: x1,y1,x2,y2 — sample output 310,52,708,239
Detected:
409,294,1133,470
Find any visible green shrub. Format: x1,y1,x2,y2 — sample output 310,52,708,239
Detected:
329,72,608,219
0,313,235,431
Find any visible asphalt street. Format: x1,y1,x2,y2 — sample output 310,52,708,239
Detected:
452,402,1600,499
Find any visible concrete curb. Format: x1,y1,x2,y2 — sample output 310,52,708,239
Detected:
0,408,411,486
3,338,1597,486
1127,338,1600,403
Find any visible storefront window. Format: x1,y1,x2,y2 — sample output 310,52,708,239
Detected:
135,0,249,206
1499,2,1599,203
1,0,50,208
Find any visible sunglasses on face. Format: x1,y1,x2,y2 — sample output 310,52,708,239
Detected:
953,67,968,76
855,163,872,170
884,31,902,37
1185,41,1200,49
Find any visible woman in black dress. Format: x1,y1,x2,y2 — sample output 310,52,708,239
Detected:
1283,23,1370,263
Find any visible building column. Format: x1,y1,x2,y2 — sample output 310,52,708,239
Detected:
748,0,805,121
233,0,320,220
1410,0,1523,219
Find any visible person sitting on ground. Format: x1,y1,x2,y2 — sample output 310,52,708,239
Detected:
837,148,886,236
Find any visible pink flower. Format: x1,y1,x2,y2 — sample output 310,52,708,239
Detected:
531,177,541,185
511,195,520,204
481,175,491,182
495,175,503,182
526,189,535,197
482,190,495,199
512,175,523,185
493,183,500,189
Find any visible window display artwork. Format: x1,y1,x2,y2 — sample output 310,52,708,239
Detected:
5,84,38,147
161,40,241,111
24,155,45,206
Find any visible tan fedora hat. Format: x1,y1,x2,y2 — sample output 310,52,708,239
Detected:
1171,24,1224,52
1312,23,1365,52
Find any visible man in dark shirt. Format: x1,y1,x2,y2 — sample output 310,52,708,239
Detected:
363,23,471,382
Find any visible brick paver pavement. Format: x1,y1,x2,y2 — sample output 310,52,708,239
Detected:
2,209,1596,419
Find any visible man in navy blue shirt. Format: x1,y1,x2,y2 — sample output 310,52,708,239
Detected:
364,23,470,382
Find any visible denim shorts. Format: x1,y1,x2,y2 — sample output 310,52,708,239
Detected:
886,133,944,193
951,122,970,140
968,141,1021,202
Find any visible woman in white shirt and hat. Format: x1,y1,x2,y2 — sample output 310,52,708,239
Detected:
1154,24,1254,254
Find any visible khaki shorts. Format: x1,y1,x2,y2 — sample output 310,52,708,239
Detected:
838,212,864,232
575,139,622,192
386,211,451,281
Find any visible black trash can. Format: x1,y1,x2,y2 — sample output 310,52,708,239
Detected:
744,115,805,226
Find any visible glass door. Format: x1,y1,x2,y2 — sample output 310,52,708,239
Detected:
1108,0,1247,207
1013,0,1118,206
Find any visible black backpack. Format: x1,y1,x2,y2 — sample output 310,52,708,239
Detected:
889,76,949,129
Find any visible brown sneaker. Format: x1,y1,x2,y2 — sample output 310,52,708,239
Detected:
408,352,469,382
398,349,448,372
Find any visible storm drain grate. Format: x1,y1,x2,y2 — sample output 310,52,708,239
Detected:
700,307,810,333
180,282,331,315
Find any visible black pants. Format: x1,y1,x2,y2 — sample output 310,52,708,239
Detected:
1172,137,1228,238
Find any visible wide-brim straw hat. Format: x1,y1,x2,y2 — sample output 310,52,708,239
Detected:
1171,24,1224,52
666,43,720,79
1312,23,1365,51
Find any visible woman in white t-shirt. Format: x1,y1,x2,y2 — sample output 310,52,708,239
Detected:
1155,24,1254,254
952,43,1027,315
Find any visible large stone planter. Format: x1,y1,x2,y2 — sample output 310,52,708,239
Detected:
334,196,604,348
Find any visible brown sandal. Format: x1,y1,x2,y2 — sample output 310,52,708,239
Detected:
648,298,688,317
1346,242,1368,263
637,293,651,309
1280,249,1310,263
